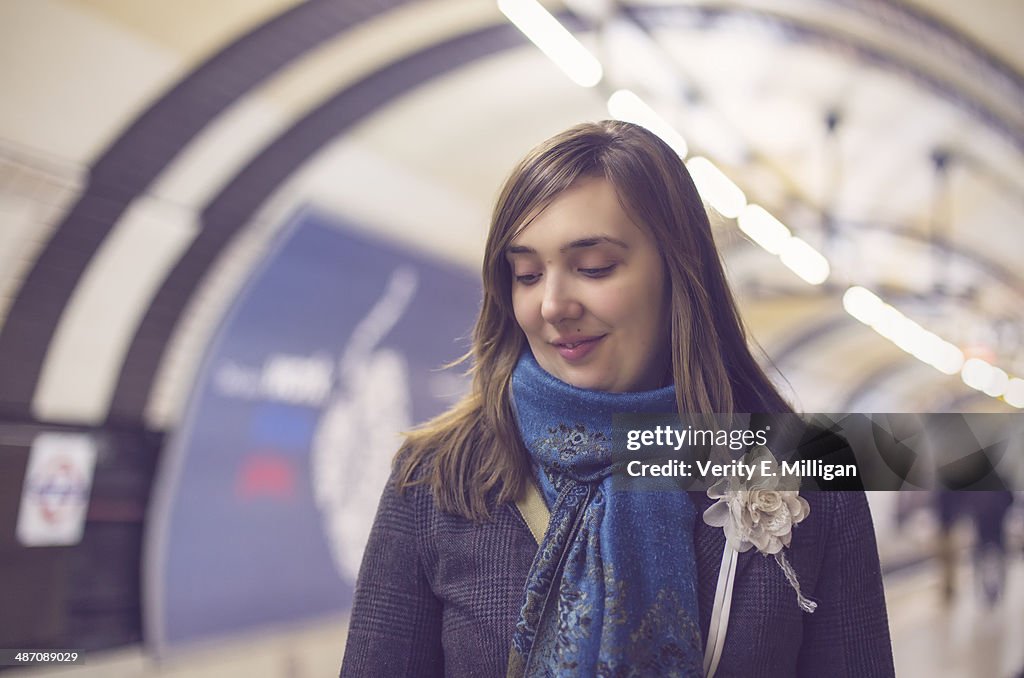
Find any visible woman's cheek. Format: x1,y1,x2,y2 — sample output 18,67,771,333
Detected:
510,294,531,331
596,281,641,320
513,288,543,328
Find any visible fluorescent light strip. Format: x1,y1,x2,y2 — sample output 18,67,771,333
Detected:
606,89,689,158
736,203,830,286
962,358,1010,397
498,0,602,87
1005,378,1024,408
779,236,830,285
843,286,1021,407
738,204,790,255
685,156,746,219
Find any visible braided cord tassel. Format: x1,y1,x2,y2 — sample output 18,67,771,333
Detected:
774,552,818,613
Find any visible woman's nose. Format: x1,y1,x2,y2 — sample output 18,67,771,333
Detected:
540,275,583,325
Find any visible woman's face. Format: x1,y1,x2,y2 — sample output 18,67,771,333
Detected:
507,176,671,392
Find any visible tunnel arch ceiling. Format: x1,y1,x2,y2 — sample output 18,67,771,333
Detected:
1,0,1021,428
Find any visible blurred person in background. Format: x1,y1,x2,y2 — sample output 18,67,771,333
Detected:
339,121,895,677
935,490,1016,605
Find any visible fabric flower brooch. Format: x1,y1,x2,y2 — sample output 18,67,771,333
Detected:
702,445,817,613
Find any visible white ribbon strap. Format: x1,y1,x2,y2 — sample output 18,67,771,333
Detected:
703,541,738,678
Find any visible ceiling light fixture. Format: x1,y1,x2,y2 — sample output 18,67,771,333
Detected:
1004,379,1024,408
842,286,884,324
607,89,689,158
961,357,996,391
778,236,830,285
738,204,792,255
498,0,603,87
843,286,965,376
685,156,746,218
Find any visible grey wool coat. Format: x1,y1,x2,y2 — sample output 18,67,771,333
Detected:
340,475,896,677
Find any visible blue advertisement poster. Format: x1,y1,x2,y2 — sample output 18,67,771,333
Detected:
144,208,480,653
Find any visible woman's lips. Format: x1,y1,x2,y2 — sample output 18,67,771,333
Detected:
552,335,605,362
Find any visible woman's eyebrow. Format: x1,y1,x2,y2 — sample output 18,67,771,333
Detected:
506,235,630,256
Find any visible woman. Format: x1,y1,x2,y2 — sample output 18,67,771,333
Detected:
340,121,894,677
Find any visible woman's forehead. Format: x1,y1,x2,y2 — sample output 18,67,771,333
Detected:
508,178,648,250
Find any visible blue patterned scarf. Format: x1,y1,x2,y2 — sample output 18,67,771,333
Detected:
507,350,703,677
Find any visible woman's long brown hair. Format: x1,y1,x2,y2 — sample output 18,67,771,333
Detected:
393,120,793,521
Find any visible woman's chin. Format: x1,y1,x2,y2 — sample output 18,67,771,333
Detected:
559,369,614,392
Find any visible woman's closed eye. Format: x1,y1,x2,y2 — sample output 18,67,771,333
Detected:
514,264,616,285
579,264,616,278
